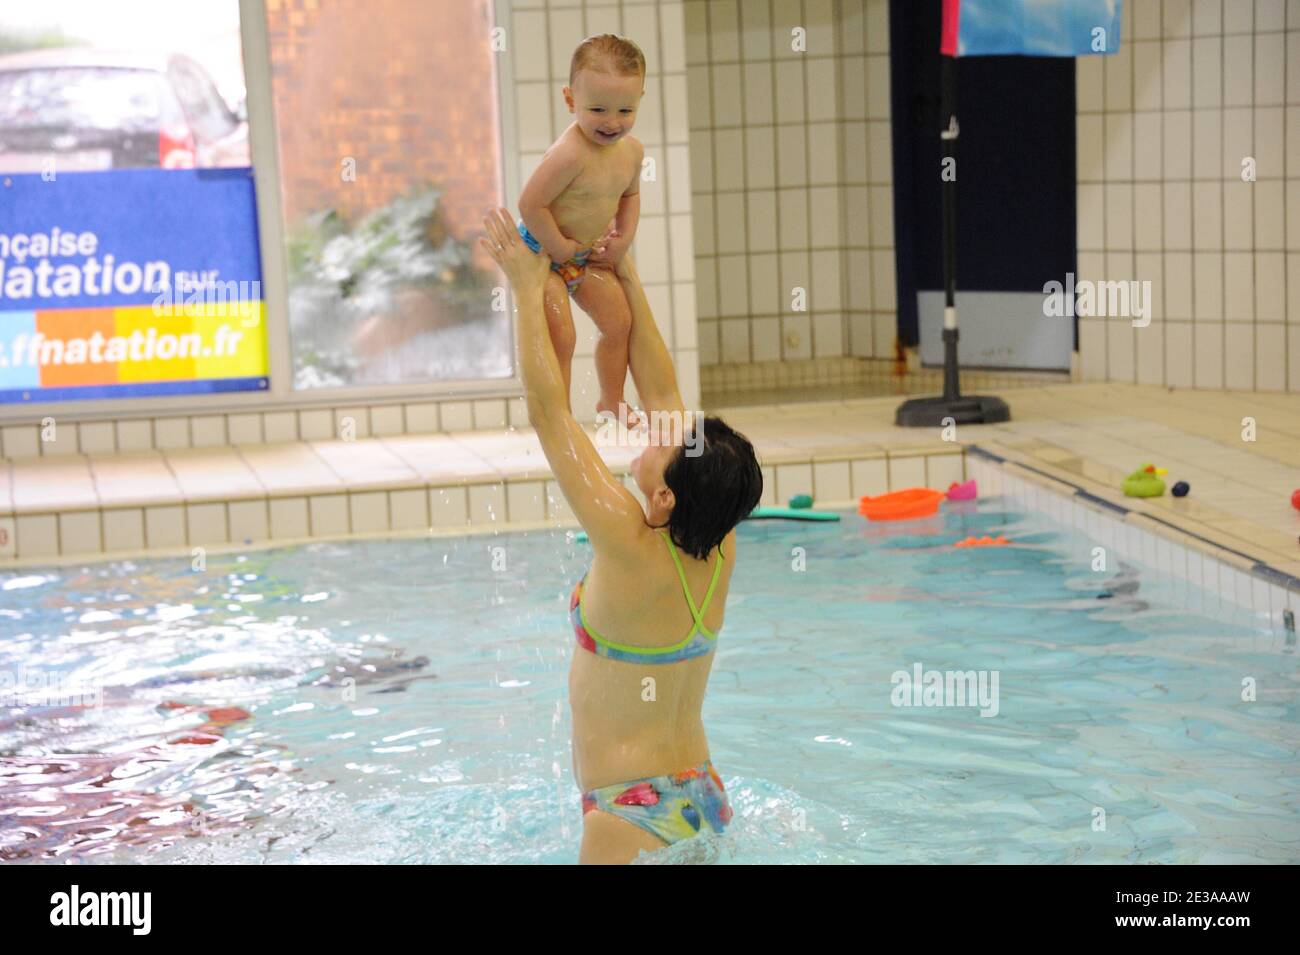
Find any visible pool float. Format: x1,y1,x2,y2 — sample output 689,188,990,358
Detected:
1121,463,1166,498
946,479,977,501
954,535,1009,548
749,506,839,521
858,487,945,521
571,506,843,541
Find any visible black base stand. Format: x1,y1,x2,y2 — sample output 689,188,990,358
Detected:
896,328,1011,426
895,393,1011,426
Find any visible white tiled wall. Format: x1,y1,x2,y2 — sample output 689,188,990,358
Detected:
509,0,701,413
1078,0,1300,391
687,0,896,369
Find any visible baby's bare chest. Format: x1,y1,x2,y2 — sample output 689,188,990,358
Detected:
560,150,638,204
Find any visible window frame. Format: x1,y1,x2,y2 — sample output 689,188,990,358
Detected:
0,0,522,425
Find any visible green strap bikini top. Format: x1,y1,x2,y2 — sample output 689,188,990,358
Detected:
569,531,725,663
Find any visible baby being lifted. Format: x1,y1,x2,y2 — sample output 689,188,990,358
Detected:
517,33,646,428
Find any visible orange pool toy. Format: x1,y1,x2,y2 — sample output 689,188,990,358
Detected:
954,535,1010,548
858,487,945,521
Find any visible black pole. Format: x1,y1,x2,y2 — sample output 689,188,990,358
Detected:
894,52,1010,427
940,54,960,403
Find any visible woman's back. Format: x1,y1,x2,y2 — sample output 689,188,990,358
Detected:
568,526,737,791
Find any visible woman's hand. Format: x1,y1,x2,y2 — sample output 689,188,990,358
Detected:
584,220,639,281
479,207,551,300
585,227,630,268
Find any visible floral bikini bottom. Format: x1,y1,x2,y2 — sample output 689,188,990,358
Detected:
581,760,733,845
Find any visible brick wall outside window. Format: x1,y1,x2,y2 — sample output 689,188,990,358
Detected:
265,0,501,243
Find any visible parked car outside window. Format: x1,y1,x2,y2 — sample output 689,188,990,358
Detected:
0,47,249,173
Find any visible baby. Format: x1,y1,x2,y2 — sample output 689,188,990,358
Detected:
517,34,646,428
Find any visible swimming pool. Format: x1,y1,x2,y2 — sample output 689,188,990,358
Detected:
2,498,1297,864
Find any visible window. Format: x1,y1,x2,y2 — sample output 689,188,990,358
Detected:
0,0,512,413
0,4,249,173
266,0,512,390
0,2,263,407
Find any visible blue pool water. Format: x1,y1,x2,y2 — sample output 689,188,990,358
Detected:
1,500,1297,864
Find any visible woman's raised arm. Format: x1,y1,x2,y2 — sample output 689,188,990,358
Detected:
478,208,646,553
614,254,685,416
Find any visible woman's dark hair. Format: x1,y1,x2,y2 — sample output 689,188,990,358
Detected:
662,415,763,560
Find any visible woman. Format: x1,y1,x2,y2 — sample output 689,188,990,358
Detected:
479,208,763,864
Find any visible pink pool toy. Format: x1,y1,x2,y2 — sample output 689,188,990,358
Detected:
946,479,977,501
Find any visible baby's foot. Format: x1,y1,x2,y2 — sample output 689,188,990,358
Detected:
596,399,640,430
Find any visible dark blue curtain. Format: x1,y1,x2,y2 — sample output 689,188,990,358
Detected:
889,0,1078,347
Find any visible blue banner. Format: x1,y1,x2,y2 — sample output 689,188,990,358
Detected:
0,167,268,403
943,0,1122,57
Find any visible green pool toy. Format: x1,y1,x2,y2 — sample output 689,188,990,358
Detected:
1122,463,1167,498
748,506,839,521
572,506,840,542
788,494,814,509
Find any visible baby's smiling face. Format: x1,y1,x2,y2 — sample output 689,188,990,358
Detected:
563,67,644,147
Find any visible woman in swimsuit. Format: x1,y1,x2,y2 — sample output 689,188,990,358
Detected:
479,208,763,864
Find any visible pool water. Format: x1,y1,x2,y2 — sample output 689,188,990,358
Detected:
1,499,1297,864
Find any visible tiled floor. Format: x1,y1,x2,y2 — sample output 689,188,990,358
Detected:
1,384,1297,580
